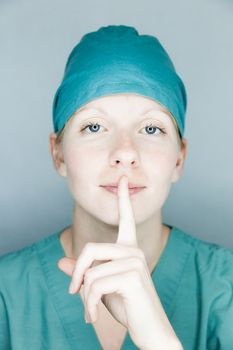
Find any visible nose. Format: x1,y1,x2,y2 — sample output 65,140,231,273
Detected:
109,134,140,168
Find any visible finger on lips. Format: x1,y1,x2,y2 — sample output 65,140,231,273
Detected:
116,175,138,247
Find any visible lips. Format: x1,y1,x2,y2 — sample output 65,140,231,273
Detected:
100,183,146,189
101,186,145,195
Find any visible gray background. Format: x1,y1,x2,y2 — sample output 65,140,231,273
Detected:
0,0,233,256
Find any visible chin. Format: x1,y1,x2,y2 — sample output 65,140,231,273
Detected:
93,204,157,227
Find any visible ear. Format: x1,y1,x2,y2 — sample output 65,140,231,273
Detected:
49,132,67,177
171,138,188,183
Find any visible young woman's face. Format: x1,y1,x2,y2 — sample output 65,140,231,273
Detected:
52,93,186,226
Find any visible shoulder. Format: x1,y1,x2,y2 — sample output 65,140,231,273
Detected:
0,231,60,293
172,226,233,307
172,226,233,278
0,242,37,284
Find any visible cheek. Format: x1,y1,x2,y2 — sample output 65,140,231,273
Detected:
64,144,109,205
146,148,178,203
63,145,101,194
149,147,178,180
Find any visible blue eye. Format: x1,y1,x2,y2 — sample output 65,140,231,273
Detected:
80,123,102,133
143,123,165,135
80,122,166,135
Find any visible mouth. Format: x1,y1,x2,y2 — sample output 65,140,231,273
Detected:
100,182,146,189
100,185,146,195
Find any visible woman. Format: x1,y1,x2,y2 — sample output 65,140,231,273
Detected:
0,25,232,350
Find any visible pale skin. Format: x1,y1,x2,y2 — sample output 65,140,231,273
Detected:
49,93,187,349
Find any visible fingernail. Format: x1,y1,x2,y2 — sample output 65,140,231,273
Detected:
85,310,91,323
68,281,76,294
89,307,97,323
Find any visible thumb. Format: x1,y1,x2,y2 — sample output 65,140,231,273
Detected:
57,257,76,276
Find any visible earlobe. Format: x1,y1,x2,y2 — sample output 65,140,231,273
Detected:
56,156,67,177
171,138,188,183
49,133,67,177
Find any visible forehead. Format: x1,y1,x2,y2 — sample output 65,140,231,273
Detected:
74,93,171,118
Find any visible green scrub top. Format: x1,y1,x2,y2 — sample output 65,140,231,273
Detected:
0,226,233,349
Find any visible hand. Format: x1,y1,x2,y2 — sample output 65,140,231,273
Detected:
58,175,182,350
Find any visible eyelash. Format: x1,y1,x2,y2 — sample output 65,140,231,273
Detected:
80,122,166,136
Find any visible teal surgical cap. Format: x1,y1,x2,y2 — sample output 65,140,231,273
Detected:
52,25,187,137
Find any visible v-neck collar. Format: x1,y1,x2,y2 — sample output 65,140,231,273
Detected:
35,226,193,349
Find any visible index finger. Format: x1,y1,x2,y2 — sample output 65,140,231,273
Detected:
116,175,138,247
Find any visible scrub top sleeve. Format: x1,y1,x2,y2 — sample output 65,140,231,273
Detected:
207,249,233,350
0,292,11,349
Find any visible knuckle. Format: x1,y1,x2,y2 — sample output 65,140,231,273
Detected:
129,257,144,272
133,248,146,264
82,242,94,260
136,248,145,260
84,242,94,252
135,258,145,272
90,280,101,295
128,270,141,284
84,268,92,284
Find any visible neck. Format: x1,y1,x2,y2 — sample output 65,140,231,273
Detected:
60,202,170,274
